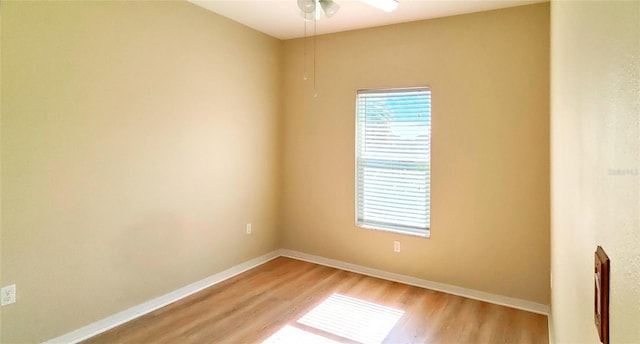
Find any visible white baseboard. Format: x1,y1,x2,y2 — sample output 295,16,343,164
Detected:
46,248,549,343
280,249,550,316
44,250,281,344
548,313,555,344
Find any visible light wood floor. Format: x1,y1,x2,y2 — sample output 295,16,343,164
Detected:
84,257,548,344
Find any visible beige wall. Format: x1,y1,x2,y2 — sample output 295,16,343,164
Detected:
281,4,550,304
550,1,640,342
1,1,281,342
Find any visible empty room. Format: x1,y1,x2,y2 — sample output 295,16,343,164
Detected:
1,0,638,343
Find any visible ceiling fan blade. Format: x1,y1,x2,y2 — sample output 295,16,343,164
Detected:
297,0,316,13
360,0,398,12
320,0,340,18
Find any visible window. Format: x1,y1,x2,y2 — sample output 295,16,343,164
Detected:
355,87,431,237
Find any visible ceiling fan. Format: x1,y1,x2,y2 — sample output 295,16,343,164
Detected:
297,0,398,21
297,0,340,21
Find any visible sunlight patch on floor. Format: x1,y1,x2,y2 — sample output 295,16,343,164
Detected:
262,293,404,344
298,293,404,344
262,325,342,344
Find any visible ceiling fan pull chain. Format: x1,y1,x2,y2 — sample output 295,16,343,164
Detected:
313,13,318,98
303,19,308,81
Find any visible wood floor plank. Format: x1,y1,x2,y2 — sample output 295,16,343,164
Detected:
84,257,548,344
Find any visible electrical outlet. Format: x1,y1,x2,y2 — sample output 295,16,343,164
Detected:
1,284,16,306
246,223,252,235
394,241,400,253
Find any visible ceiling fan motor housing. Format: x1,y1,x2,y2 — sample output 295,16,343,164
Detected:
298,0,340,19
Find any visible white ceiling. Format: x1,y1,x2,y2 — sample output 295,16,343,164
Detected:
189,0,546,40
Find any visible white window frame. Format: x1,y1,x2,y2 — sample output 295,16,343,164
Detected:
355,87,431,238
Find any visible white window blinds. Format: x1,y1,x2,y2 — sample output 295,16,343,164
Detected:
356,87,431,237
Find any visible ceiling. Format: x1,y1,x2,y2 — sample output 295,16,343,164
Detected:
188,0,546,40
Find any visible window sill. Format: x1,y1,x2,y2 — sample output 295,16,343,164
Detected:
357,224,430,239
